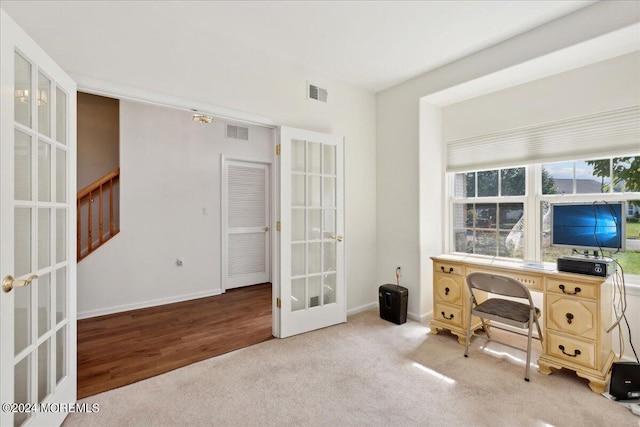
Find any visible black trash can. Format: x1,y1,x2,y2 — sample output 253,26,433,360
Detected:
378,284,408,324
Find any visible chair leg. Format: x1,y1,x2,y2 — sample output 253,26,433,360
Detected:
525,315,534,381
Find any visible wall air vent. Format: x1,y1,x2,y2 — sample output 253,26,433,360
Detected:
308,82,328,103
309,296,320,308
226,124,249,141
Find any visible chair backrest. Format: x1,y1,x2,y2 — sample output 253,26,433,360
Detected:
466,272,532,301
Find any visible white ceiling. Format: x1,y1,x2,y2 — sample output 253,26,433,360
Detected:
1,0,598,93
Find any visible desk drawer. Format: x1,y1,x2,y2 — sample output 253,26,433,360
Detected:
546,331,596,369
434,261,463,276
434,273,464,305
546,278,597,300
546,294,597,340
434,302,463,328
464,266,542,291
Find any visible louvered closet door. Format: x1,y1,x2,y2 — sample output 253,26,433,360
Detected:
223,160,270,289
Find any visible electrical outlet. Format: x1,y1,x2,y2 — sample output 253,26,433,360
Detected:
396,265,402,275
176,258,183,266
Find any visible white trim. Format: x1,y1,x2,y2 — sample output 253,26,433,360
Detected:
77,289,224,319
347,302,377,317
71,73,278,129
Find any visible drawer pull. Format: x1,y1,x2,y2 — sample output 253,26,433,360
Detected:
558,284,581,295
559,345,581,357
444,287,450,296
441,311,454,320
441,266,454,274
566,313,574,324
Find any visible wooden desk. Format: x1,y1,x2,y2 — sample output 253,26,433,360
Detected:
430,254,614,393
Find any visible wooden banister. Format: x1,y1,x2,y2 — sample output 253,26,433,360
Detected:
77,167,120,261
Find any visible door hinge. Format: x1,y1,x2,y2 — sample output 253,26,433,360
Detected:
276,144,281,155
276,297,281,309
276,221,281,232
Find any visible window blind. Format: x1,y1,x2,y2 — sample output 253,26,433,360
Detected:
446,105,640,172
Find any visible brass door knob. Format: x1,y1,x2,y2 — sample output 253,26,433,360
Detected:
2,274,38,293
330,235,344,242
263,226,269,232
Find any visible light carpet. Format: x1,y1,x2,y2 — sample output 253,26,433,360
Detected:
64,310,638,426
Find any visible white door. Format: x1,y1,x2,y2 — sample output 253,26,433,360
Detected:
1,11,77,427
222,159,270,290
277,127,345,338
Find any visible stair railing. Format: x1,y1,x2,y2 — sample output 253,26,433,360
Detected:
77,167,120,261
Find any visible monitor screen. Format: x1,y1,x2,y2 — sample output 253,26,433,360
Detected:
551,202,625,252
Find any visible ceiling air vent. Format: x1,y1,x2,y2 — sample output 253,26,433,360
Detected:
308,82,328,103
226,124,249,141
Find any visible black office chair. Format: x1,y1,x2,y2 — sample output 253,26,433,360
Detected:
464,272,543,381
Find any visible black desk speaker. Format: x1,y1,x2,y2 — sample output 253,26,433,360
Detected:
609,362,640,400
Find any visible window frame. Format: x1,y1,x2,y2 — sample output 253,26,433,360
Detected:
446,157,640,277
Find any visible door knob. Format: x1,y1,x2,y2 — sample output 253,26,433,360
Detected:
263,226,269,232
330,235,344,242
2,274,38,293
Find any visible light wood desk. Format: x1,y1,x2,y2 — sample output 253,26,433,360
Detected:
430,254,614,393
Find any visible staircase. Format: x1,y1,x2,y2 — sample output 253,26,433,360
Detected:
77,167,120,261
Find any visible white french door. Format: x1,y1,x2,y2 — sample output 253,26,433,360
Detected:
222,159,271,290
1,10,77,427
277,127,345,338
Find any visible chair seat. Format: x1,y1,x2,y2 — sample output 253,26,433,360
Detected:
474,298,540,324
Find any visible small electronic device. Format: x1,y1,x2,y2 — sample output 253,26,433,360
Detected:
609,362,640,401
556,255,616,277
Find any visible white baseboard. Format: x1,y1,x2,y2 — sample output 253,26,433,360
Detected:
347,302,377,317
77,289,223,319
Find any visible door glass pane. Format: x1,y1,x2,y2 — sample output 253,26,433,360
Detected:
14,356,31,427
291,139,305,173
14,52,31,128
323,273,336,305
323,177,335,207
324,241,336,272
56,148,67,203
308,176,320,207
308,209,321,240
323,144,335,175
307,142,321,174
15,281,31,356
56,87,67,144
308,276,321,307
291,209,305,242
37,273,51,337
291,278,305,312
323,210,336,239
56,209,67,263
292,174,305,207
56,326,66,384
15,208,32,277
15,130,32,201
308,243,321,274
291,243,305,276
38,208,51,270
56,267,67,324
38,140,51,202
38,340,50,403
37,72,51,137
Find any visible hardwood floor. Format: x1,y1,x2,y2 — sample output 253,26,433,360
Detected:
77,283,272,399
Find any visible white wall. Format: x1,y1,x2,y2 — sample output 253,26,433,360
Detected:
77,102,275,316
376,1,639,321
442,52,640,142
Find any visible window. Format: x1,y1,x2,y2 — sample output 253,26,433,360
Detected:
452,167,525,259
449,156,640,275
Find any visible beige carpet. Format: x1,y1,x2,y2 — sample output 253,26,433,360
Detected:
64,310,638,426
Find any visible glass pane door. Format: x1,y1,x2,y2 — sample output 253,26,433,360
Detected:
1,11,77,427
278,127,345,338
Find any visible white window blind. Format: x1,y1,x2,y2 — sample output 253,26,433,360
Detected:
446,105,640,172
